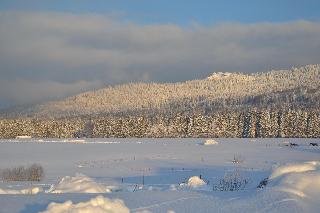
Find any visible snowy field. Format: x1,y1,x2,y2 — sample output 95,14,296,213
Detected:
0,138,319,213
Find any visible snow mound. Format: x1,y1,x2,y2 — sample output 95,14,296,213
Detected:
203,139,219,145
207,72,252,81
40,195,129,213
269,161,320,198
187,176,206,188
47,174,110,193
279,171,320,198
207,72,233,80
270,161,319,179
0,187,42,195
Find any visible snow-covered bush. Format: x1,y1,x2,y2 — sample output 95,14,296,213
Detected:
213,169,248,191
257,178,268,188
1,164,44,182
231,154,244,164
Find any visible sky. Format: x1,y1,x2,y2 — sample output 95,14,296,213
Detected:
0,0,320,109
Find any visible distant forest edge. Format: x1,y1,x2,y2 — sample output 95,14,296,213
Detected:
0,64,319,138
0,109,319,138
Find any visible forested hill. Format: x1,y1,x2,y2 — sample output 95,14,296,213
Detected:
2,64,320,119
0,64,319,138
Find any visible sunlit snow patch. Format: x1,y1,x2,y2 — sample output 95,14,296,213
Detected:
203,139,219,145
0,186,42,195
40,195,129,213
62,139,86,143
187,176,206,188
270,161,319,179
47,174,111,193
179,176,209,191
269,161,320,198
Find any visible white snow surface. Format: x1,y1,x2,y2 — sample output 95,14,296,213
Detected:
0,186,42,195
40,195,129,213
47,174,111,194
0,138,319,213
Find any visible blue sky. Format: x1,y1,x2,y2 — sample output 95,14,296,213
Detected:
1,0,320,25
0,1,320,108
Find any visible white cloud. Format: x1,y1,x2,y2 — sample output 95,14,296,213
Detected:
0,12,319,107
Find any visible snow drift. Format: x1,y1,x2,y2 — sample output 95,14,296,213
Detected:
47,174,111,193
40,195,129,213
269,161,320,198
270,161,318,179
203,139,219,145
0,186,42,195
179,176,209,191
187,176,206,188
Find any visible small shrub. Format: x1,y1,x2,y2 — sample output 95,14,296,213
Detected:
232,154,244,164
289,142,299,147
257,178,268,188
213,170,248,191
1,164,44,182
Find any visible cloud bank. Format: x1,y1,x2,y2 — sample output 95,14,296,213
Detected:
0,12,320,108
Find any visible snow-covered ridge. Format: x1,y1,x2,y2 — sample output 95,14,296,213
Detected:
207,72,249,80
207,72,233,80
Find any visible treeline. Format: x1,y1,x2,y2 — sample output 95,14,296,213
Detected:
0,109,319,138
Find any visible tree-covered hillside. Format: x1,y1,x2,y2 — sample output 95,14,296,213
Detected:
0,64,319,138
1,64,319,118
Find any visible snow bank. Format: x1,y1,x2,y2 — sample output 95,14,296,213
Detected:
279,171,320,198
0,187,42,195
270,161,318,179
47,174,111,193
62,139,86,143
179,176,208,190
40,195,129,213
203,139,219,145
187,176,206,188
269,161,320,198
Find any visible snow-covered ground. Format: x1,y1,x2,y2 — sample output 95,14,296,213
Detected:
0,138,319,213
